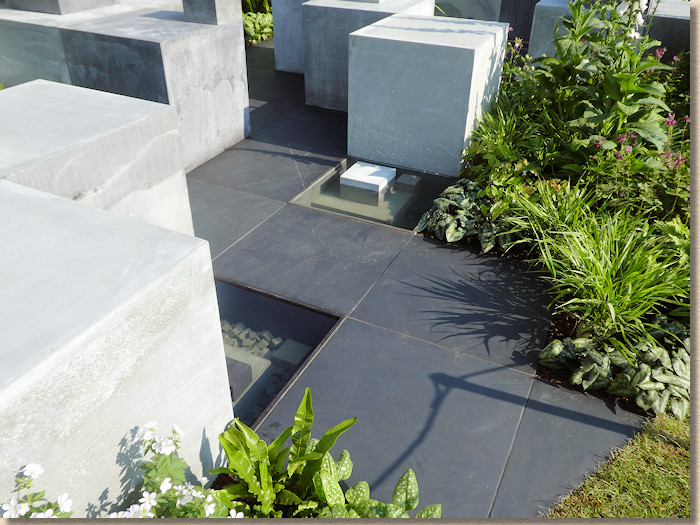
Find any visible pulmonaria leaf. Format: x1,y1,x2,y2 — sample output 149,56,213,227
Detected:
415,504,442,518
392,469,419,511
445,221,465,243
345,481,370,506
670,397,689,421
607,372,636,397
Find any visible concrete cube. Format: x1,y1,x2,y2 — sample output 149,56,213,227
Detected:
303,0,436,111
0,4,250,171
0,180,233,517
183,0,238,24
348,15,507,175
527,0,568,58
647,0,690,56
435,0,500,20
7,0,116,15
271,339,311,367
0,80,194,235
271,0,307,73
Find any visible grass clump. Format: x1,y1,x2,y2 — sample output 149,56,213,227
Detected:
545,415,690,518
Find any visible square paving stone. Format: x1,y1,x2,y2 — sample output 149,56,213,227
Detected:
187,139,341,202
489,378,645,518
186,179,284,259
254,318,535,518
252,104,348,158
212,205,412,314
351,235,551,372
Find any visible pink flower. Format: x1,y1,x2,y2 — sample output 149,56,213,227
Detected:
665,113,678,126
654,47,666,59
625,145,633,153
614,151,623,160
617,134,626,144
509,26,514,32
684,115,690,123
673,55,680,63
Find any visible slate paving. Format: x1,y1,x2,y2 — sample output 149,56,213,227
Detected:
186,38,646,518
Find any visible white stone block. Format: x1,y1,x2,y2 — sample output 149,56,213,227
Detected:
348,15,507,175
340,161,396,192
0,80,194,235
303,0,436,111
527,0,568,58
0,180,233,517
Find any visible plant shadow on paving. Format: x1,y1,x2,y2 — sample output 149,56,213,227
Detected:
395,250,551,368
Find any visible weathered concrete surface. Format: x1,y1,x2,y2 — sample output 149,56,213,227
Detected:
7,0,116,15
183,0,237,23
647,0,690,56
527,0,567,57
0,1,249,171
0,80,194,235
348,15,507,175
303,0,435,111
435,0,500,20
0,180,233,517
271,0,305,73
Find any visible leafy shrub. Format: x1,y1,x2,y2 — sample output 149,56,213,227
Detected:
243,12,273,45
2,390,441,518
212,388,441,518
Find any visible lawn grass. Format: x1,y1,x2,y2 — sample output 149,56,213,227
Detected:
545,414,690,518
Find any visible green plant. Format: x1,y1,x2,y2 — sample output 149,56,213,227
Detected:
243,12,273,45
1,464,73,518
211,388,441,518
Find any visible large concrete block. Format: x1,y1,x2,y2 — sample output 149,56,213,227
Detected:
435,0,500,20
7,0,116,15
527,0,568,57
0,3,250,171
0,18,71,86
0,80,194,235
0,180,233,517
647,0,690,56
271,0,305,73
183,0,237,24
303,0,436,111
348,15,507,175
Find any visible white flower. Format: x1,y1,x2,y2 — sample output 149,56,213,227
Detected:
635,11,644,25
22,463,44,479
205,494,213,503
172,424,184,436
138,491,157,510
152,437,176,456
204,502,216,517
616,1,629,16
2,498,31,518
160,478,172,494
637,0,648,11
57,493,72,514
629,28,641,39
30,508,55,518
200,476,209,486
107,510,131,518
229,509,245,518
136,504,155,518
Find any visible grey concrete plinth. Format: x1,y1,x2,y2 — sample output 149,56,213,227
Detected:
528,0,568,57
7,0,116,14
0,3,250,171
348,15,507,176
647,0,690,56
303,0,435,111
435,0,500,20
271,0,305,73
0,180,233,517
183,0,237,24
0,80,194,235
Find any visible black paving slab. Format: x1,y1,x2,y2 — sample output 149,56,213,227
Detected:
187,179,283,259
188,139,340,202
212,205,412,315
255,318,535,519
351,235,551,373
489,378,645,517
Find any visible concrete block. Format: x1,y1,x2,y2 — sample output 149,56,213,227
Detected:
7,0,116,15
271,0,305,73
183,0,237,24
0,3,250,171
303,0,436,111
0,180,233,517
348,15,507,175
435,0,500,20
527,0,567,58
226,357,254,400
271,339,311,367
647,0,690,56
0,80,194,235
395,173,421,191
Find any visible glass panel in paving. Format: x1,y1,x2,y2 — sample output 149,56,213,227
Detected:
291,159,456,231
215,281,338,426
